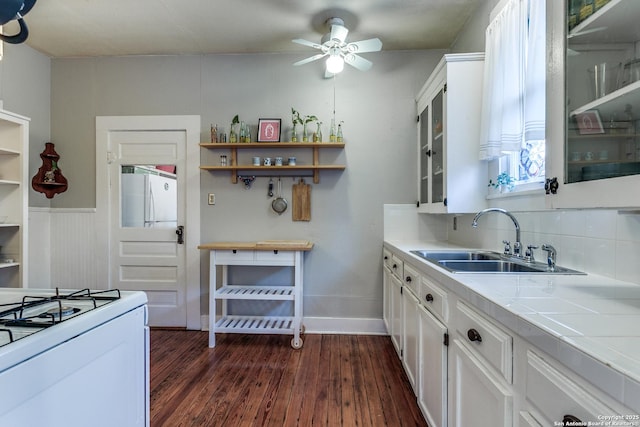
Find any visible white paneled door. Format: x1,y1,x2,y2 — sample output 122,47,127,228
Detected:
96,116,201,329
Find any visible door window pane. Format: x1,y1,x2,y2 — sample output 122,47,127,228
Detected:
121,165,177,228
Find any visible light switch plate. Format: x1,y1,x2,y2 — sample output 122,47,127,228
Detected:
208,193,215,205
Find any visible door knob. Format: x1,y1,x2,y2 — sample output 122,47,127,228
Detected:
176,225,184,244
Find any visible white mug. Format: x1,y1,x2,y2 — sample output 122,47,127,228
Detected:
288,157,296,166
275,157,283,166
263,157,272,166
252,156,260,166
584,152,594,161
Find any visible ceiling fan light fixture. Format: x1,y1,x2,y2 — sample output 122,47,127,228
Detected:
326,49,344,74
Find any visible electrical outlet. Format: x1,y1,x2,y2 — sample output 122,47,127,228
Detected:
208,193,215,205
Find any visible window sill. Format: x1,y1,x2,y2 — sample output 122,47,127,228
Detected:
486,186,545,200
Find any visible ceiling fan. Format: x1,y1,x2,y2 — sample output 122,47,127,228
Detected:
292,17,382,76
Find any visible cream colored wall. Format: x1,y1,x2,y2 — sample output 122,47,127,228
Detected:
0,43,51,208
49,50,447,319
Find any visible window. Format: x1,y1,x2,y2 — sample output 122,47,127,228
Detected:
480,0,546,190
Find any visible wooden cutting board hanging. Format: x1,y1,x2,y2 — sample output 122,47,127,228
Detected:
291,178,311,221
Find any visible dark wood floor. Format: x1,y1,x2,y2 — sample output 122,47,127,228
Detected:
150,330,428,426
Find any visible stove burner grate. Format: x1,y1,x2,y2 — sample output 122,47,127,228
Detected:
0,288,122,345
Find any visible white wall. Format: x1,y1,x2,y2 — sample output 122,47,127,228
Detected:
49,50,447,319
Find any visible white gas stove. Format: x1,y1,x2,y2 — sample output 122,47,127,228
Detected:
0,288,149,427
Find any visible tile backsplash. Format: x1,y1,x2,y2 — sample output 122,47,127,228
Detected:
384,204,640,284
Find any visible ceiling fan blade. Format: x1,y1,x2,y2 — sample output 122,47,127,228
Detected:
346,38,383,53
344,53,373,71
330,24,349,44
292,38,323,50
293,53,327,66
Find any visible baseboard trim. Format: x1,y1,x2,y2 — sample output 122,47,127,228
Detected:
200,315,387,335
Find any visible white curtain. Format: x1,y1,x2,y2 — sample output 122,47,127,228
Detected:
479,0,546,160
524,0,546,142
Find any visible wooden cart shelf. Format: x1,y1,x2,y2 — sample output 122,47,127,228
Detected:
199,142,345,184
199,240,313,349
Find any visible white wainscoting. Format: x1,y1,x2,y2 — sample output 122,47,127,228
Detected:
29,208,100,289
28,208,51,288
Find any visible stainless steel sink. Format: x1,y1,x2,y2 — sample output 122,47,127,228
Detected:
438,260,544,273
410,250,585,275
410,250,503,261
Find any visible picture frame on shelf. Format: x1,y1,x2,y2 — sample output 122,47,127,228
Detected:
575,110,604,135
257,118,281,142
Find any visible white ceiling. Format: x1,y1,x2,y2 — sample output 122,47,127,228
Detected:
13,0,482,58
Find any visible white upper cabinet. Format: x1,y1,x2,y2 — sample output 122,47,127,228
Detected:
547,0,640,208
416,53,487,213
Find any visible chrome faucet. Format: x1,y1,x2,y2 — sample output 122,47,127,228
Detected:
541,244,557,271
472,208,522,257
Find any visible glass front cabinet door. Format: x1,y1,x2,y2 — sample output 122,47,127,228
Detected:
416,53,487,214
547,0,640,208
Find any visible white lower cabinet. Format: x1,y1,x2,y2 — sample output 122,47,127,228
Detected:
382,250,393,333
524,350,629,426
449,339,513,427
402,289,420,393
390,272,403,357
418,304,447,427
382,245,634,427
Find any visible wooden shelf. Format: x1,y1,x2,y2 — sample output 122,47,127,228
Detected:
200,141,345,183
200,142,345,149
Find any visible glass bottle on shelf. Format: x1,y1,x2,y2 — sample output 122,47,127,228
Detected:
211,124,218,143
314,122,322,142
239,121,246,143
329,119,336,142
337,122,344,142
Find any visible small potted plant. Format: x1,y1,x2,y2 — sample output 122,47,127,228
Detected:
488,172,515,193
291,108,318,142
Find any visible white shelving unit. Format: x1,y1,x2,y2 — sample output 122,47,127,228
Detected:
0,109,29,288
200,240,313,349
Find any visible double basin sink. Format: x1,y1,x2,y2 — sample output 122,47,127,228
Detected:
410,250,585,275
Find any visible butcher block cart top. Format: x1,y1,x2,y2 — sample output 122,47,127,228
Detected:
198,240,314,349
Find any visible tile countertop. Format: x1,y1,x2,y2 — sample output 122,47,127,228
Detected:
385,239,640,412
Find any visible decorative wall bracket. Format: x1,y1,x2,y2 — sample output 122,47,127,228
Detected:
32,142,68,198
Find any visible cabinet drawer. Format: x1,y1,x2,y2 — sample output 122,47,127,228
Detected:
255,250,295,264
526,350,623,426
455,301,512,383
403,263,420,296
214,250,255,264
420,275,448,323
390,254,403,280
